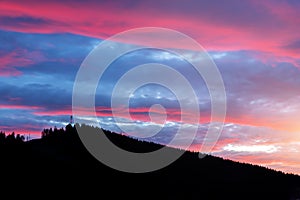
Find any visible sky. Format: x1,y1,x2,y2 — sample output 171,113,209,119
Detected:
0,0,300,174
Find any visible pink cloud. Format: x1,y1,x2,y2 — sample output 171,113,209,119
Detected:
34,106,208,125
0,49,45,76
32,102,300,133
0,0,300,64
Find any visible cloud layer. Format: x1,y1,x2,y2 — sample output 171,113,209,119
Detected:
0,0,300,174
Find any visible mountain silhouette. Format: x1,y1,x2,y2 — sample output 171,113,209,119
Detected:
0,124,299,199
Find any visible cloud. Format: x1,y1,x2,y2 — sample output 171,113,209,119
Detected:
1,43,299,136
0,48,45,76
1,0,300,61
0,30,100,77
208,123,300,174
212,51,300,131
282,40,300,51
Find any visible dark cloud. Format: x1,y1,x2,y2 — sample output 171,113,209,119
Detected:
0,16,56,28
0,30,100,78
283,40,300,50
0,81,71,109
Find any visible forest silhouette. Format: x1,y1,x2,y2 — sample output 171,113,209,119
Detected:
0,123,300,199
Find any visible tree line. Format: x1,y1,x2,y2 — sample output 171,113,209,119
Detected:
0,131,25,144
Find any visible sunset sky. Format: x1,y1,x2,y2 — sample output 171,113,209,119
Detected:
0,0,300,174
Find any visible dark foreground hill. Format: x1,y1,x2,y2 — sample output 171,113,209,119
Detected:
0,124,300,199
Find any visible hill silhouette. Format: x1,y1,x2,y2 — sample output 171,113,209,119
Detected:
0,124,300,199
